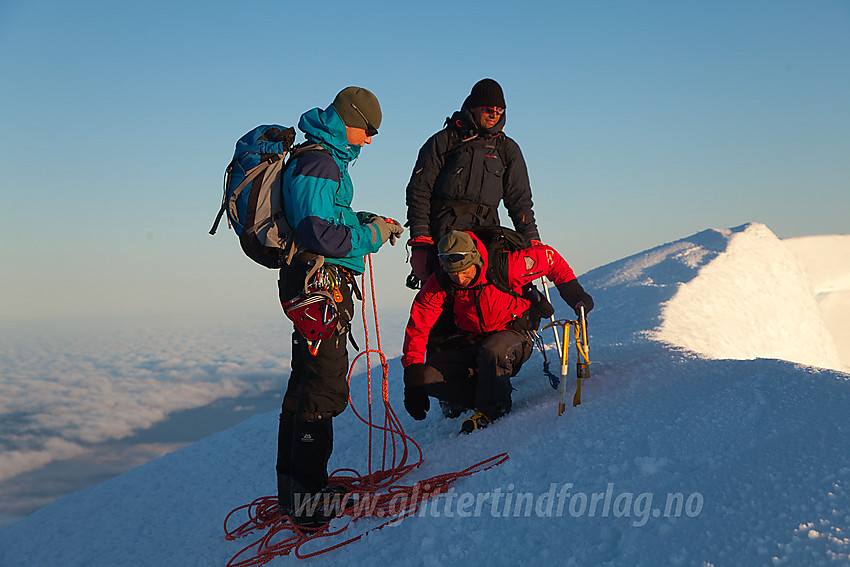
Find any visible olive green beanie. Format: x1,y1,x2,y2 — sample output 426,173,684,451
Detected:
437,231,483,273
332,86,382,131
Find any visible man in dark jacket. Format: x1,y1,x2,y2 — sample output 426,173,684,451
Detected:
276,86,403,527
401,230,593,434
405,79,540,286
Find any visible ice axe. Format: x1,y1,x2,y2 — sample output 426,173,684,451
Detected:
537,281,563,389
542,305,591,416
573,304,590,406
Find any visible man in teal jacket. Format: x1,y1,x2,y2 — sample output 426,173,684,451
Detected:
276,87,402,528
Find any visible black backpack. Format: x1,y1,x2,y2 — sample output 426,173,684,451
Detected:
467,226,527,295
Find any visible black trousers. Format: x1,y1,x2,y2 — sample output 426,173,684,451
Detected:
423,329,534,417
275,262,355,512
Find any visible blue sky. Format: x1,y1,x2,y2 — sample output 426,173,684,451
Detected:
1,0,848,323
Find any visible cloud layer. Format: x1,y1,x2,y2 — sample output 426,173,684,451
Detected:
0,317,290,482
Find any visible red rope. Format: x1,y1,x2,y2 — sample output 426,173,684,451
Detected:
224,255,509,565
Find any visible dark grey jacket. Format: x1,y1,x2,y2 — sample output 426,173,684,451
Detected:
405,110,540,242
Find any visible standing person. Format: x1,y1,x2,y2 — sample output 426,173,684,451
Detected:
405,78,541,287
401,230,593,434
276,87,403,527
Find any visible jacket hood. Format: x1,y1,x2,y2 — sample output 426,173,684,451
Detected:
298,104,361,163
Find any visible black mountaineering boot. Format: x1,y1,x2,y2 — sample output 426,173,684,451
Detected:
440,400,465,419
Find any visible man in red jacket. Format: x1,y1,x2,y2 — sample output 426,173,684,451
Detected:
402,229,593,433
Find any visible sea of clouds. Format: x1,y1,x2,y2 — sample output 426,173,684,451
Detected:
0,318,289,484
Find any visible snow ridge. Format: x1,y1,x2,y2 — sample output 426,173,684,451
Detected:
654,223,844,370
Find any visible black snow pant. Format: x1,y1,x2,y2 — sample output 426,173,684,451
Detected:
275,261,355,513
422,329,534,418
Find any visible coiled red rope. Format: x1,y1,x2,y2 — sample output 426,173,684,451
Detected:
224,255,509,565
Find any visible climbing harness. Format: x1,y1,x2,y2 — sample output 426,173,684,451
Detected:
280,256,358,356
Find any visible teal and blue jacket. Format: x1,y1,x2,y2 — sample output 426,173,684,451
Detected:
282,104,382,274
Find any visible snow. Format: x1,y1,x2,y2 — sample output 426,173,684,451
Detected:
783,234,850,369
1,222,849,566
655,223,845,370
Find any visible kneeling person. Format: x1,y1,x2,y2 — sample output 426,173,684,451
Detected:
401,230,593,433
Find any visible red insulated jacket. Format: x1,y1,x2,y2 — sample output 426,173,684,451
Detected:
402,231,577,367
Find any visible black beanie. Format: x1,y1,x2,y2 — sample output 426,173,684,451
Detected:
463,78,506,109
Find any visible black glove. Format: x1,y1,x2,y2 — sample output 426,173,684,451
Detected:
404,362,428,385
525,286,555,319
403,363,431,420
556,279,594,317
404,386,429,420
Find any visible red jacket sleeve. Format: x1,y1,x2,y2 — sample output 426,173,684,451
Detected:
504,243,576,290
402,274,450,367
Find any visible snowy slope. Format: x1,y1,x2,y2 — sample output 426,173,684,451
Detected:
1,222,848,567
783,234,850,370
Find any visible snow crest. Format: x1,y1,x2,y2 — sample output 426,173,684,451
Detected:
783,234,850,369
653,223,844,371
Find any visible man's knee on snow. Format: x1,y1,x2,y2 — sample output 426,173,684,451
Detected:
476,344,517,374
476,332,532,375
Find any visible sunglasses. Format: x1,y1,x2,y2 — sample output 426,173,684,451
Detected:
481,106,505,116
351,103,379,136
438,251,475,264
